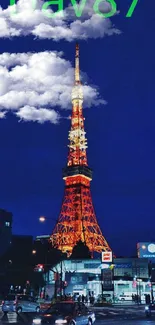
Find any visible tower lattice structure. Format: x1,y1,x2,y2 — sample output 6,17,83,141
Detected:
50,44,111,256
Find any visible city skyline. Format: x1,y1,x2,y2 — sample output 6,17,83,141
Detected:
0,0,154,257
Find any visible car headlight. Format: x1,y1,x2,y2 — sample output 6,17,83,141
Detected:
55,320,67,324
145,306,149,311
33,319,42,324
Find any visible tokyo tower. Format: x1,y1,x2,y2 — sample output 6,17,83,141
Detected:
50,44,111,256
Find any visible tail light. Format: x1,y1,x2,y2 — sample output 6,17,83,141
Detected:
13,300,17,305
1,301,4,305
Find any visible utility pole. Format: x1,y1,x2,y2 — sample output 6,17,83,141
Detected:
60,259,63,300
149,262,154,303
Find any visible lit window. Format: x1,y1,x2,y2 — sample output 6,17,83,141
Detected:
5,221,10,227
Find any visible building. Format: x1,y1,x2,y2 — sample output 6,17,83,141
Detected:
0,234,33,294
137,242,155,286
35,235,50,244
9,235,33,265
0,209,12,257
33,235,51,266
45,257,151,299
113,258,149,297
50,44,111,256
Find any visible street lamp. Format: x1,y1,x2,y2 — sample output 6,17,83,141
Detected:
39,216,46,222
39,216,57,223
39,216,57,222
38,215,64,300
32,250,36,254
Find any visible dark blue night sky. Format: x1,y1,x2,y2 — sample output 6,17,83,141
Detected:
0,0,155,257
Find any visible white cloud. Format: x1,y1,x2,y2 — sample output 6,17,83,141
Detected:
16,105,60,123
0,111,6,118
0,51,106,123
0,0,120,40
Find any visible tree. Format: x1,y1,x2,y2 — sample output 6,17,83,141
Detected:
70,240,91,259
32,241,67,270
29,271,45,294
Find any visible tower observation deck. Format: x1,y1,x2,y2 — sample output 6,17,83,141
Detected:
50,44,111,256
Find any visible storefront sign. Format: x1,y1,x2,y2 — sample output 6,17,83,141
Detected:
102,251,112,263
73,285,84,290
115,263,132,268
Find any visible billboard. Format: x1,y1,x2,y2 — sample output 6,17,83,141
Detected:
102,268,114,291
137,242,155,260
102,251,112,263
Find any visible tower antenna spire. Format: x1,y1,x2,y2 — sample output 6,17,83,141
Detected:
75,43,80,85
50,44,112,257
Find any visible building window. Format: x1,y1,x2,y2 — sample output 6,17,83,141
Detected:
5,221,10,227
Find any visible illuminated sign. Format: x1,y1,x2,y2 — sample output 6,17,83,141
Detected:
36,235,50,239
102,251,112,263
102,268,114,291
137,242,155,260
101,264,110,269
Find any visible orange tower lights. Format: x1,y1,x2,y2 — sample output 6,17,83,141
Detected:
50,44,111,256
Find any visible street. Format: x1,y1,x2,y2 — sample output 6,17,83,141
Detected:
0,305,154,325
1,314,155,325
96,320,155,325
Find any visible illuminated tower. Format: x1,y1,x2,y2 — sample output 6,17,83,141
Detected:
50,44,111,256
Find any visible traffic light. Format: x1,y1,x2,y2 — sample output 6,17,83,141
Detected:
62,281,68,288
34,264,44,272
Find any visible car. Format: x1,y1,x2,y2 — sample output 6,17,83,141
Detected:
145,303,155,317
97,294,112,303
32,301,96,325
2,294,40,314
118,294,133,301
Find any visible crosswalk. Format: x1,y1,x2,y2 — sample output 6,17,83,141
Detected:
0,313,18,323
0,312,36,324
5,313,17,323
94,306,146,319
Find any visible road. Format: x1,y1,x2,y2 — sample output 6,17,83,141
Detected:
1,315,155,325
91,304,145,318
96,320,155,325
0,305,154,324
